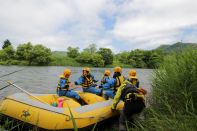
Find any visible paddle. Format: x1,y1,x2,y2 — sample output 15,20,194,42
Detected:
0,68,25,78
0,68,48,104
0,79,48,105
0,81,19,91
70,85,82,91
0,68,25,90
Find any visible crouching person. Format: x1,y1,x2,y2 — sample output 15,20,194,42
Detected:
111,79,147,131
57,69,86,105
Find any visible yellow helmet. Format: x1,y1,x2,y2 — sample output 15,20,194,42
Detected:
83,67,90,72
104,70,111,76
114,66,122,73
64,69,71,76
129,69,136,76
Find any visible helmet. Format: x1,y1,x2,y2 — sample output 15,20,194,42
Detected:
114,66,122,73
104,70,111,76
129,70,136,76
64,69,71,76
83,67,90,72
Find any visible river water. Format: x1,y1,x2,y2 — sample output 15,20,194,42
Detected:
0,66,153,100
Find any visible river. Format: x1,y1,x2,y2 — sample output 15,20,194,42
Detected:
0,66,153,100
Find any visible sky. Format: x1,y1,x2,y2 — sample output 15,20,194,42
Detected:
0,0,197,52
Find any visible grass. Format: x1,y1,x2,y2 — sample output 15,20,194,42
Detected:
106,59,133,68
131,48,197,130
0,114,24,130
50,52,81,66
65,100,78,131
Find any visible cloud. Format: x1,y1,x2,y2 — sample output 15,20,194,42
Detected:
0,0,196,52
112,0,197,49
0,0,108,49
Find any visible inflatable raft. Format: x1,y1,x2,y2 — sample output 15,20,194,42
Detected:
0,92,123,130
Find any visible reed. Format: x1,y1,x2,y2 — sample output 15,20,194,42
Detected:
131,48,197,130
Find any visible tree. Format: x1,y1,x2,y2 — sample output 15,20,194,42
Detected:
2,39,12,49
16,43,51,65
4,45,15,59
83,44,97,54
16,42,33,60
0,50,6,61
128,49,146,68
76,51,105,67
67,46,79,58
76,51,92,64
0,45,15,61
117,51,130,64
91,53,104,67
30,44,52,65
97,48,113,66
143,50,162,68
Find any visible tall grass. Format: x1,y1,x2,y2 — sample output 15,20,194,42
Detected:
65,101,78,131
132,48,197,130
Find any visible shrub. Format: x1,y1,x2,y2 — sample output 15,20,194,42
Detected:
133,48,197,131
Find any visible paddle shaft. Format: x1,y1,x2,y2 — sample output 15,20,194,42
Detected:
0,81,19,91
0,68,48,104
69,85,83,91
7,81,48,104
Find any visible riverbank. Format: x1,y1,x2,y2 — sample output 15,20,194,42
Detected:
0,42,164,68
0,55,134,68
0,50,134,68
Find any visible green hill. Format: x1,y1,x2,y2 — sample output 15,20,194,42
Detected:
156,42,197,53
52,51,67,56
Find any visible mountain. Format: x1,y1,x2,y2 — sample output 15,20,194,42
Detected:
156,42,197,53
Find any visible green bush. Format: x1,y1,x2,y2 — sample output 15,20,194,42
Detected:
97,48,113,66
133,48,197,130
91,53,104,67
67,46,79,58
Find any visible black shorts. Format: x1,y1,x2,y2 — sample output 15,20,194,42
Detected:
124,100,145,117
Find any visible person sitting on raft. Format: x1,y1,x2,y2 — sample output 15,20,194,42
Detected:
99,70,115,99
128,69,140,88
57,69,86,105
113,66,125,93
74,67,103,96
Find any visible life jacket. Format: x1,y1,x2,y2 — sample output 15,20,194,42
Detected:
57,75,70,91
129,76,139,87
121,82,144,102
81,75,93,88
101,76,110,85
114,75,124,91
